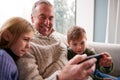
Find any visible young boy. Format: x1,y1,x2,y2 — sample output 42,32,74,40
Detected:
67,26,116,80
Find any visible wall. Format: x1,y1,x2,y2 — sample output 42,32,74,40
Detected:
76,0,94,42
76,0,108,43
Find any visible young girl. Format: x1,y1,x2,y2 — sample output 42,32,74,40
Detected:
0,17,34,80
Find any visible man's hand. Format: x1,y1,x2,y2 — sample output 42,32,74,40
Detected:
58,54,97,80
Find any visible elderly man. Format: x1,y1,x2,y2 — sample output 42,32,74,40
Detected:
16,0,96,80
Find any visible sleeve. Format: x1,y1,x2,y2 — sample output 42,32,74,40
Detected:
17,49,58,80
0,52,18,80
0,53,8,80
16,51,41,80
97,63,113,74
46,42,68,80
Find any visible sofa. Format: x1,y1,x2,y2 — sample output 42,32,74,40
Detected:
87,42,120,77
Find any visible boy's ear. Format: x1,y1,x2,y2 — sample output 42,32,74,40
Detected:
67,40,70,45
3,30,12,41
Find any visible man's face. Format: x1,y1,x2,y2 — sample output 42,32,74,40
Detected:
31,4,54,36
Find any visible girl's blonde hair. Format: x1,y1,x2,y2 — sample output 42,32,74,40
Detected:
0,17,34,48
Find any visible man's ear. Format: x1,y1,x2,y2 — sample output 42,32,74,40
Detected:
31,14,34,23
3,30,12,41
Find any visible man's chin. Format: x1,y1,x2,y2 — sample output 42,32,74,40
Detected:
42,33,49,36
42,32,51,36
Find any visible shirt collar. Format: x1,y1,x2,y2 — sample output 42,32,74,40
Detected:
3,48,19,61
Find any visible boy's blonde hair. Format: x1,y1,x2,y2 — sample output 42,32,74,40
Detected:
0,17,34,48
67,26,86,41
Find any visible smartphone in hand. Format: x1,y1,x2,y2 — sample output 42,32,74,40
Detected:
78,54,103,64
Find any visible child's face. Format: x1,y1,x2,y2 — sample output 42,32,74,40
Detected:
10,31,34,57
68,37,87,55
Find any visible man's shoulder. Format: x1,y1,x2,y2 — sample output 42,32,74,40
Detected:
52,31,67,45
53,31,66,37
53,31,67,40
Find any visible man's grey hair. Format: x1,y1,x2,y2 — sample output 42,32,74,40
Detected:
32,0,53,14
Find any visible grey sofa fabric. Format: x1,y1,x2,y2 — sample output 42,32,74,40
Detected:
87,42,120,77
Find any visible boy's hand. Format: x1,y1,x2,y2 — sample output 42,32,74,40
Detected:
99,52,112,67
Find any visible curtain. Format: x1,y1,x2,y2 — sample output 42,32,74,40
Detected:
106,0,120,44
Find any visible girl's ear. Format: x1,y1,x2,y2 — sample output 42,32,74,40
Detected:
3,30,12,42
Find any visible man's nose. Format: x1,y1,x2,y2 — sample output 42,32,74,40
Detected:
44,18,50,25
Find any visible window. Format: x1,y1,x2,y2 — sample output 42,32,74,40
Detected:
54,0,76,34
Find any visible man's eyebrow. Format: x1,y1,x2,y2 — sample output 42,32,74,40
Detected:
39,14,45,16
50,16,54,19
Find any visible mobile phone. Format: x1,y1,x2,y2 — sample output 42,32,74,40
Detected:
78,53,103,64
